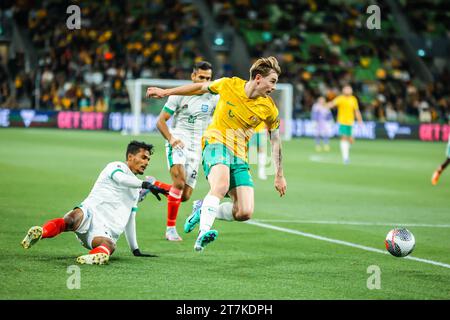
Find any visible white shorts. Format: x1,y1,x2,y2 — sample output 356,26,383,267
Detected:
165,141,201,188
73,204,119,250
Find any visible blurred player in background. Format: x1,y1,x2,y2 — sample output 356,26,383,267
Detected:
311,96,333,152
144,61,218,241
431,133,450,185
327,85,363,164
21,141,167,265
146,56,287,252
248,122,268,180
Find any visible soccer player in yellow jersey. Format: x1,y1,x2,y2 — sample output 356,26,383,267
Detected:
327,85,363,164
146,57,287,251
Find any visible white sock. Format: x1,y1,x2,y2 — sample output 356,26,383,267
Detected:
199,194,220,234
216,202,234,221
340,140,350,162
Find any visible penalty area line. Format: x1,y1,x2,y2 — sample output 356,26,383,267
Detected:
245,220,450,270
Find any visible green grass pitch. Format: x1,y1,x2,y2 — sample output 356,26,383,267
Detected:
0,128,449,299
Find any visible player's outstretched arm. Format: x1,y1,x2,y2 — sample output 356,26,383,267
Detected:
269,129,287,197
113,171,147,188
125,212,158,258
111,171,168,201
146,82,210,99
325,100,336,109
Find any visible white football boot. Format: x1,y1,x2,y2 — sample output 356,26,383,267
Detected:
76,253,109,265
21,226,43,249
165,227,183,241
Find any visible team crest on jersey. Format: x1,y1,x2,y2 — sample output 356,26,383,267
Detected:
188,115,197,123
182,104,188,109
201,104,209,113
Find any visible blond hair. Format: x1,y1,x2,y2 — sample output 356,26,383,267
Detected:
249,56,281,79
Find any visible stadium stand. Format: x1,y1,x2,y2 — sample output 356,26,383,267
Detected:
207,0,449,124
398,0,450,123
2,0,205,112
401,0,449,37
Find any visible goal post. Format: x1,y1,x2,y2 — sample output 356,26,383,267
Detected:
270,83,293,141
125,79,293,140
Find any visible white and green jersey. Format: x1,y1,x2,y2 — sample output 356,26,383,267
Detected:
163,93,219,150
163,93,218,188
81,161,140,237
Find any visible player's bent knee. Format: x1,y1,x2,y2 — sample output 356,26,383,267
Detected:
181,186,193,202
234,213,251,221
171,172,186,189
63,208,83,231
211,184,229,198
234,209,253,221
63,215,75,230
174,181,185,191
171,167,186,188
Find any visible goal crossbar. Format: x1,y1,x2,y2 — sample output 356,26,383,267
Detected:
126,78,292,140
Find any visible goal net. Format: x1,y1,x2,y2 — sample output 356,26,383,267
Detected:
125,79,293,140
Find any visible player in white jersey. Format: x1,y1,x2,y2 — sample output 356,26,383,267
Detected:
142,61,218,241
20,141,168,265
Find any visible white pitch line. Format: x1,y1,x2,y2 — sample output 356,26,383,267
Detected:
246,220,450,270
253,219,450,228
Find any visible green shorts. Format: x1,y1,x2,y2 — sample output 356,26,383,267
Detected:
339,124,353,137
202,142,254,190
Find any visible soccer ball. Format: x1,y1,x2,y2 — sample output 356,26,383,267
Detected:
384,228,415,257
